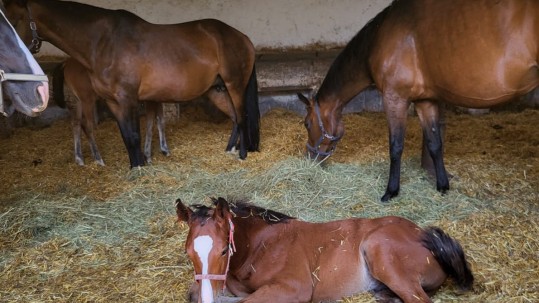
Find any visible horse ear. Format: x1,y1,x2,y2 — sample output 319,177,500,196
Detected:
175,198,192,223
214,197,232,222
297,93,311,107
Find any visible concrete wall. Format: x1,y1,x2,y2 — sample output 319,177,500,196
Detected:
36,0,392,58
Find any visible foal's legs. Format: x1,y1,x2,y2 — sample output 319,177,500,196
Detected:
143,101,170,163
69,87,104,166
414,101,449,193
80,99,104,166
381,92,410,202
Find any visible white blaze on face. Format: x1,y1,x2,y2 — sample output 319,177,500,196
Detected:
194,235,214,303
0,10,49,107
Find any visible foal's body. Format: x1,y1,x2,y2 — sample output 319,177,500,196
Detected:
177,198,473,303
53,58,169,166
226,216,446,302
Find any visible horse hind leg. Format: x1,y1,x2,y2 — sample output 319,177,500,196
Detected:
143,101,171,164
414,101,449,193
205,79,244,157
155,102,170,156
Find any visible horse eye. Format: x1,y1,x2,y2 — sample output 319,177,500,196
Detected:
221,246,229,257
304,120,311,129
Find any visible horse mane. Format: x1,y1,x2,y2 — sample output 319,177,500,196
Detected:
189,198,294,225
316,1,396,100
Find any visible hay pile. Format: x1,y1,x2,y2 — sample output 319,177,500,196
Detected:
0,106,537,302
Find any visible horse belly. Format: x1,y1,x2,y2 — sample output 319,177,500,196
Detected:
136,52,219,101
433,64,539,108
375,0,539,108
312,244,376,301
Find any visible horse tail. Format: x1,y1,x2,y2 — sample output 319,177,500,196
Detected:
243,65,260,151
421,226,474,292
52,62,66,108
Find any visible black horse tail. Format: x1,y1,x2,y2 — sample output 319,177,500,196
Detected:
422,227,474,292
52,62,66,108
243,64,260,152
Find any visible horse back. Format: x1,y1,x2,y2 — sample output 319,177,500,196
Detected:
102,18,256,101
370,0,539,107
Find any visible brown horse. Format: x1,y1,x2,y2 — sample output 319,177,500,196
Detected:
53,58,170,166
4,0,260,168
176,197,474,303
298,0,539,201
0,2,48,117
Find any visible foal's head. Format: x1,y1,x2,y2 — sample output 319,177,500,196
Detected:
176,197,235,303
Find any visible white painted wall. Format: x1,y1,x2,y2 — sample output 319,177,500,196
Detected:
37,0,392,58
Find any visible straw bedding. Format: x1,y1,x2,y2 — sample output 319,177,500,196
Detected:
0,106,537,302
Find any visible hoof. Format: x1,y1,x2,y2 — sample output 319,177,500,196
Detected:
381,190,399,202
437,185,450,195
226,146,238,155
75,157,85,166
95,159,105,166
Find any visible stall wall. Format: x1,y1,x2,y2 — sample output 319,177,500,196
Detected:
36,0,392,58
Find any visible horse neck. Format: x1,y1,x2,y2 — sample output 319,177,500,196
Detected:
29,0,112,69
316,3,392,108
316,58,372,110
229,217,275,267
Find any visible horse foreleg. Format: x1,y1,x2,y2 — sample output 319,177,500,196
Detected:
68,96,85,166
415,101,449,194
381,94,409,202
81,110,104,166
108,100,145,168
81,97,104,166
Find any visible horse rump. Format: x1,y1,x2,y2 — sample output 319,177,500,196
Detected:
421,226,474,292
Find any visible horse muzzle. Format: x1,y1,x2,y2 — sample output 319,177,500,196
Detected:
305,134,341,162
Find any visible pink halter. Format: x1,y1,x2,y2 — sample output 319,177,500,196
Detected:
194,219,236,290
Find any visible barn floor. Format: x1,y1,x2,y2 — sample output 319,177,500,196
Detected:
0,107,537,302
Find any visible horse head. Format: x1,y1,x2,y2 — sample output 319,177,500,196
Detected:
0,0,48,117
176,198,235,303
297,92,344,162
